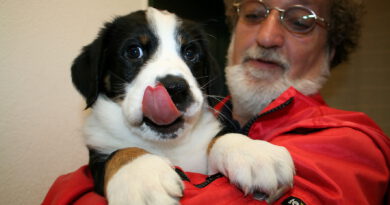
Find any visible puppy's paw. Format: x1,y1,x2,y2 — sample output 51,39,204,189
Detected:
106,154,183,205
208,133,295,204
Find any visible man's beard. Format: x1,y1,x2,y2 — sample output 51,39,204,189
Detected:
225,40,330,124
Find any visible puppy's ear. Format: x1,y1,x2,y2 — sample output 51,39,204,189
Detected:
71,25,109,108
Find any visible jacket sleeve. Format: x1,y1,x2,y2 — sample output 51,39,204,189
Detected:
270,127,390,205
42,166,107,205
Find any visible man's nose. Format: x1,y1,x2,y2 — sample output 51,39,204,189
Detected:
255,10,285,48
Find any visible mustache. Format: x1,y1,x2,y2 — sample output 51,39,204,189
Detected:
242,46,290,70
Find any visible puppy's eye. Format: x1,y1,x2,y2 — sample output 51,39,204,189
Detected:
182,46,199,62
126,46,143,59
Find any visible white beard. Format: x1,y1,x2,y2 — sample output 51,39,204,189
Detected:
225,36,330,125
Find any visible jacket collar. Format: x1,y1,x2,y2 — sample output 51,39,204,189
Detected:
216,87,327,138
261,87,325,115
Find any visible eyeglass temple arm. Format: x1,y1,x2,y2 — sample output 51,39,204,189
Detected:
316,16,329,28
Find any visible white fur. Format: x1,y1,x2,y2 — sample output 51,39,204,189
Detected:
208,133,295,204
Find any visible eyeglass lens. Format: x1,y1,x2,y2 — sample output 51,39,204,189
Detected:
238,1,317,33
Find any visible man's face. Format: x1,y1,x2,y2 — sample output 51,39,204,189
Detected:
226,0,332,122
230,0,331,81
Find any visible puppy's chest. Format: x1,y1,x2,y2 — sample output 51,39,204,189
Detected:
160,144,209,174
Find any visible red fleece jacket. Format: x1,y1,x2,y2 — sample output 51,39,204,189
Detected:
43,87,390,205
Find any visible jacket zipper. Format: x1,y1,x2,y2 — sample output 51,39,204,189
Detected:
241,97,294,136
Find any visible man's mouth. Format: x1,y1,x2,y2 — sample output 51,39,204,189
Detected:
245,58,284,70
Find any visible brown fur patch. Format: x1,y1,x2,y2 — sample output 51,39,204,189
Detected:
139,34,149,45
207,135,223,155
104,147,148,195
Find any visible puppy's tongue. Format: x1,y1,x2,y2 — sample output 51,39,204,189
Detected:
142,84,181,125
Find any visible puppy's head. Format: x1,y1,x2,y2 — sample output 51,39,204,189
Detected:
72,7,217,140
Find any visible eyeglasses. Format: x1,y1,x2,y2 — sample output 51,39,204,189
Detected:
233,0,329,33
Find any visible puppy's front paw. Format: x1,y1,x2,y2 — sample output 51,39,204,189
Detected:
106,154,183,205
208,133,295,204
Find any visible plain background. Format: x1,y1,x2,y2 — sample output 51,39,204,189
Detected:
0,0,147,204
0,0,389,204
321,0,390,134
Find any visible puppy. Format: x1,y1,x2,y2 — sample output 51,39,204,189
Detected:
71,7,294,204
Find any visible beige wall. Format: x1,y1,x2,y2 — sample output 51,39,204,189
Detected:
322,0,390,135
0,0,147,204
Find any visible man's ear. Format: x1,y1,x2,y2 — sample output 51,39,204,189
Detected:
71,26,109,108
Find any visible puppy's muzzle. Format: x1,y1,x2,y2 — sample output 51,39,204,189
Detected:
141,75,194,138
158,75,192,112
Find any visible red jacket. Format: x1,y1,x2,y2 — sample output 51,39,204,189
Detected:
43,87,390,204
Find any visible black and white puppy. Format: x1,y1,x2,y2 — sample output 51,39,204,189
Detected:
71,7,294,205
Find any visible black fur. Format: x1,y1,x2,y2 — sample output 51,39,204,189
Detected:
177,21,220,100
88,149,108,195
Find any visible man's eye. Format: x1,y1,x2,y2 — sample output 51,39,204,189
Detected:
245,13,261,20
284,14,314,32
126,46,143,59
243,12,266,23
292,19,311,29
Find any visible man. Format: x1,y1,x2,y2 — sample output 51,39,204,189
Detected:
215,0,390,204
43,0,389,204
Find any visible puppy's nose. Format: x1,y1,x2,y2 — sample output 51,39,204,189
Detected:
158,75,191,111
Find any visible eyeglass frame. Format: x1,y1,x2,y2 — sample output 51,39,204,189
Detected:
232,0,329,33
